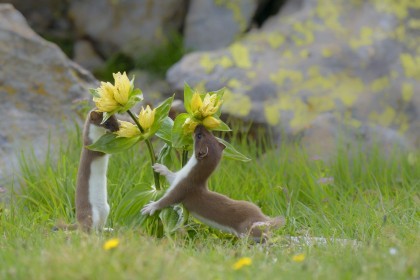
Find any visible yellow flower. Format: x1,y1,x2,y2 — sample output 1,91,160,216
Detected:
103,238,119,250
116,121,140,138
183,117,199,135
93,82,120,112
232,257,252,270
138,105,156,130
199,93,222,117
112,72,131,105
202,116,220,129
292,253,306,262
191,93,203,115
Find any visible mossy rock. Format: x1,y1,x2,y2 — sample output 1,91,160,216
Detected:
168,0,420,153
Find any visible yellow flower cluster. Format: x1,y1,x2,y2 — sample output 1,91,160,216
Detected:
116,105,156,138
93,72,132,113
183,92,223,134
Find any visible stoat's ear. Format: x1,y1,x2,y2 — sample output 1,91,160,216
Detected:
89,110,102,122
219,142,226,150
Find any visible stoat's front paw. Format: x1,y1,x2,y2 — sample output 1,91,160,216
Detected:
141,201,159,216
153,163,170,176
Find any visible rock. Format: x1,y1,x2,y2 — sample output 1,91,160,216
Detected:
73,39,105,71
0,4,97,184
5,0,73,44
128,70,172,111
300,113,409,159
167,0,420,154
183,0,257,51
69,0,188,57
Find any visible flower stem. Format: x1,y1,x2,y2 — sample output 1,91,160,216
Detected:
127,109,160,190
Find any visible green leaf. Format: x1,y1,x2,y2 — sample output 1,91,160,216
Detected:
172,113,193,149
148,96,174,138
155,117,174,144
89,88,100,98
157,144,173,169
87,133,141,154
216,137,251,162
183,82,194,115
213,118,231,132
159,205,185,233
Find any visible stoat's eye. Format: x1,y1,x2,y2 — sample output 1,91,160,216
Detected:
196,133,202,139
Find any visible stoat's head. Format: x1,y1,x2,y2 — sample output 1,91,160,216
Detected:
193,125,225,161
89,110,120,132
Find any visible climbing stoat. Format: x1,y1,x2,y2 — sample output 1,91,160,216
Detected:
75,110,119,232
141,125,284,241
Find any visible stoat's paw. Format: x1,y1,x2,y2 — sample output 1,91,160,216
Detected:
141,201,159,216
102,227,114,232
153,163,170,176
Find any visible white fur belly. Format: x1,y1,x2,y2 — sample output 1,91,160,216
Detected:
88,155,110,229
190,212,239,236
169,155,197,191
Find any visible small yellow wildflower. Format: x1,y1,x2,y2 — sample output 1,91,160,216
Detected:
232,257,252,270
103,238,119,250
138,105,156,130
112,72,131,105
116,121,140,138
191,93,203,116
199,93,222,117
93,82,120,112
292,253,306,262
183,117,199,134
202,116,220,129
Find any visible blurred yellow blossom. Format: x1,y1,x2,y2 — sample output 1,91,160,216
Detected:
138,105,156,130
200,93,222,117
191,93,203,116
183,117,199,134
232,257,252,270
103,238,119,250
292,253,306,262
112,72,131,105
94,82,120,112
91,72,142,115
202,116,221,129
116,121,140,138
183,92,223,133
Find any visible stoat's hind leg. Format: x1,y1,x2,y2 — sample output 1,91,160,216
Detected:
153,163,176,184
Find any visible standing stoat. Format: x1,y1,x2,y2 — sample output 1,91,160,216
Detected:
75,110,119,232
141,125,284,241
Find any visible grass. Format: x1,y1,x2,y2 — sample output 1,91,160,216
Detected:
0,125,419,279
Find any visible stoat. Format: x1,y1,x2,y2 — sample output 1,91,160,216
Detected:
75,110,119,232
141,125,284,241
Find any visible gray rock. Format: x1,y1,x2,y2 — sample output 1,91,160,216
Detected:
184,0,257,51
2,0,71,37
73,39,105,71
167,0,420,154
0,4,96,184
70,0,188,57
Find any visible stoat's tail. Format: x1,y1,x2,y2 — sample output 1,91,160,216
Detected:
52,220,78,231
